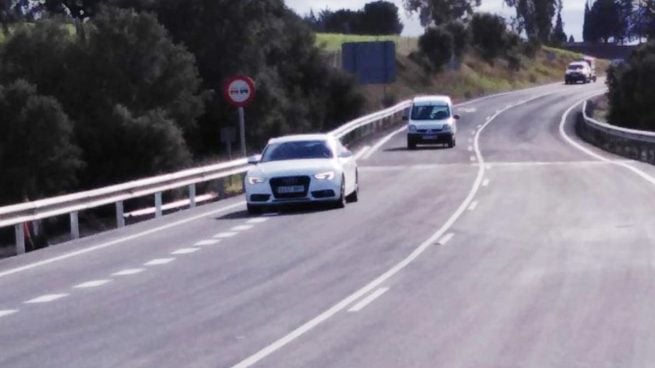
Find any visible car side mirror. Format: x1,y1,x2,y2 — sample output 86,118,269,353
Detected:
247,154,261,165
340,150,353,158
453,114,461,120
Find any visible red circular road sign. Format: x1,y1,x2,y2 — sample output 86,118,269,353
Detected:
223,75,256,108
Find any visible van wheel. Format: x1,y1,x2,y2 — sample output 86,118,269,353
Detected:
407,138,417,150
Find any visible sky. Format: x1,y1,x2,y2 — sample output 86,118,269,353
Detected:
285,0,585,42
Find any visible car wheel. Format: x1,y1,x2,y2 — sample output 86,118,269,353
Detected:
346,171,359,203
247,204,263,215
447,137,455,148
407,138,417,150
333,177,346,208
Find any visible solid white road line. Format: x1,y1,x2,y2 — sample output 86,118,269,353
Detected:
482,179,490,186
0,201,246,279
354,145,371,160
247,218,269,224
438,233,455,245
112,268,144,276
361,125,407,160
229,91,557,368
231,225,254,231
0,309,18,318
171,248,200,255
347,288,390,313
144,258,175,266
468,201,479,211
194,239,220,246
74,279,112,289
214,232,238,239
559,93,655,187
24,294,68,304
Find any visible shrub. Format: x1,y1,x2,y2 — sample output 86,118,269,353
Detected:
418,26,454,72
470,13,507,63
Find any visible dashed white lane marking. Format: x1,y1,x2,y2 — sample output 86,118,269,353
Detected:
194,239,220,246
247,218,269,224
214,232,238,239
470,156,477,162
112,268,145,276
354,145,371,160
468,201,479,211
487,164,493,170
74,280,112,289
0,309,18,318
0,201,246,280
468,146,473,151
438,233,455,245
24,294,68,304
482,179,490,187
231,225,254,231
348,288,389,313
171,248,200,255
144,258,175,266
470,130,476,136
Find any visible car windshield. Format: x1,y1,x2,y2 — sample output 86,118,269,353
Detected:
411,104,451,120
261,140,334,162
568,65,584,70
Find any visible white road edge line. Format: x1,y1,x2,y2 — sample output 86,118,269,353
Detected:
229,91,556,368
468,201,479,211
354,145,371,160
24,294,68,304
559,92,655,187
74,279,112,289
347,288,389,313
112,268,144,276
438,233,455,245
0,201,246,279
0,309,18,318
361,125,407,160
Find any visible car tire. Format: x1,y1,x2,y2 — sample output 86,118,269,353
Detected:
407,138,417,150
447,137,455,148
247,204,263,215
333,177,346,208
346,172,359,203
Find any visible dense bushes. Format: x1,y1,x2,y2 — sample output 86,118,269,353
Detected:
607,42,655,131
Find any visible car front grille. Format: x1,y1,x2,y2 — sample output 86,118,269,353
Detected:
270,176,310,199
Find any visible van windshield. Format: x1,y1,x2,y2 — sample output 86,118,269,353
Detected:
568,65,584,70
411,105,450,120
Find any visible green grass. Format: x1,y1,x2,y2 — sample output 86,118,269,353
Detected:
315,33,417,55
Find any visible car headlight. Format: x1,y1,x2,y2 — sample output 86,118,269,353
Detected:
247,176,266,185
314,171,335,180
408,125,417,133
442,124,452,131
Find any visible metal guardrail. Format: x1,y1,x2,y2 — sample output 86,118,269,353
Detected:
0,100,411,255
579,99,655,163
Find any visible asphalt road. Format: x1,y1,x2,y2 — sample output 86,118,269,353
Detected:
2,80,654,368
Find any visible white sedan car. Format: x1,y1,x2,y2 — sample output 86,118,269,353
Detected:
244,134,359,214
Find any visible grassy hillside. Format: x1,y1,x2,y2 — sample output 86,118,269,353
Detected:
316,33,610,110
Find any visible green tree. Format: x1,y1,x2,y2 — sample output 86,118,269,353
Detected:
607,41,655,130
418,26,454,71
583,0,592,42
589,0,623,43
551,9,567,45
470,13,509,62
504,0,558,43
360,1,404,35
404,0,481,26
0,80,83,205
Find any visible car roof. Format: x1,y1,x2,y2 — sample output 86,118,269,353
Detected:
267,134,334,144
412,95,452,105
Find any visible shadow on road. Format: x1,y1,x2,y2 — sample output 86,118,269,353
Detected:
214,203,337,221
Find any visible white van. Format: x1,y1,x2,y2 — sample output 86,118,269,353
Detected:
405,95,460,149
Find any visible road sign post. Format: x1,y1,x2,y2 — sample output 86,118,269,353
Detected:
223,76,256,157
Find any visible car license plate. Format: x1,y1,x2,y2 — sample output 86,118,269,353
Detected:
423,134,438,140
277,185,305,194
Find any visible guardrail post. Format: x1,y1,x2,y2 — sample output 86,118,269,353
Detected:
116,201,125,228
189,184,196,208
15,224,25,255
70,211,80,239
155,192,163,218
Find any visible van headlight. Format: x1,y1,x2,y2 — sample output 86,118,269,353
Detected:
442,124,452,132
408,125,417,133
314,171,335,180
247,176,266,185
